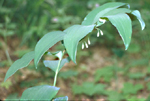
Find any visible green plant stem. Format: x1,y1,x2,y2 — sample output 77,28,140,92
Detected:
3,22,12,65
53,50,65,86
5,49,12,65
1,39,12,65
53,60,61,86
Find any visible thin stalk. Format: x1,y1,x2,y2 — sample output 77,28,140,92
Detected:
5,49,12,65
53,50,65,86
53,60,61,86
3,21,12,65
1,40,12,65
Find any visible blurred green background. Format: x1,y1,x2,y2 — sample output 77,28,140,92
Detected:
0,0,150,100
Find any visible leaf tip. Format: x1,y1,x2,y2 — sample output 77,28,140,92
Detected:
125,44,129,50
4,71,9,82
74,61,77,65
126,4,130,9
34,60,38,69
35,63,38,69
72,59,77,65
4,78,7,82
54,86,60,91
142,24,145,30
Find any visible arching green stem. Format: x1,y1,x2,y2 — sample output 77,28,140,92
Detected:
53,50,65,86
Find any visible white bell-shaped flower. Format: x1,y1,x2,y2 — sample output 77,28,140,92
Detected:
82,43,84,49
99,18,106,24
100,30,103,36
97,31,100,37
88,38,91,45
85,42,88,48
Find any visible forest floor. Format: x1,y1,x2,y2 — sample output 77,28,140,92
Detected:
0,37,150,100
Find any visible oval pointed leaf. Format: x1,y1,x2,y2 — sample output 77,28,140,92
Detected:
4,51,34,82
34,31,66,68
131,10,145,30
43,57,70,72
106,14,132,50
64,25,94,63
21,85,59,100
54,96,68,101
82,2,126,25
94,8,131,24
103,8,131,16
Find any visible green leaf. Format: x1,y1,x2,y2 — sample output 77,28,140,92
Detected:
106,14,132,50
4,51,34,82
94,8,131,24
71,82,106,96
122,82,143,94
72,84,83,95
94,66,114,83
103,8,131,16
126,97,145,101
34,31,66,68
58,70,78,79
128,73,145,79
82,82,96,96
54,96,68,101
21,85,59,100
106,91,124,101
131,10,145,30
129,59,149,67
43,57,70,72
82,83,106,96
64,25,94,63
82,2,126,25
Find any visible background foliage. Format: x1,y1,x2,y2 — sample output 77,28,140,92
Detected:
0,0,150,100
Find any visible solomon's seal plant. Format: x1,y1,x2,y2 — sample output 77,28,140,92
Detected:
4,2,145,100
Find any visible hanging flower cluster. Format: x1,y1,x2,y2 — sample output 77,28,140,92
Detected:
82,18,106,49
82,38,91,49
